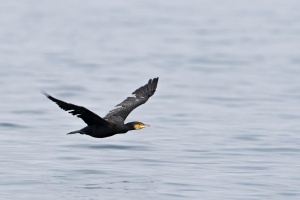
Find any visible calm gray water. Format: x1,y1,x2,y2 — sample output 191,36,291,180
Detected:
1,0,300,199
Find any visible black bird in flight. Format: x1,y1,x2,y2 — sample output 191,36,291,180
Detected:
43,78,159,138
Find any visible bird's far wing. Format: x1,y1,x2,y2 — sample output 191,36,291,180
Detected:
42,92,110,126
104,77,159,123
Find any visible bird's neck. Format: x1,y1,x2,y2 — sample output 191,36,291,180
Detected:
125,122,136,131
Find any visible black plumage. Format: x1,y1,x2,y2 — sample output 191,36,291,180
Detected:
43,77,159,138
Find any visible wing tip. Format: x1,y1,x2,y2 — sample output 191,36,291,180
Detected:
132,77,159,96
150,77,159,82
151,77,159,85
150,77,159,92
41,90,50,97
152,77,159,89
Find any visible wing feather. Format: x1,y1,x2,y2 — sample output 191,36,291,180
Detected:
104,77,159,123
42,92,109,126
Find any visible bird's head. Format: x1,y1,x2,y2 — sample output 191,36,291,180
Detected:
126,121,150,131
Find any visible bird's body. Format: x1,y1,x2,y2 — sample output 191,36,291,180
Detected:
43,78,158,138
69,124,127,138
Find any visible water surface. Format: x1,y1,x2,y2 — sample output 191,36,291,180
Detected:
1,0,300,199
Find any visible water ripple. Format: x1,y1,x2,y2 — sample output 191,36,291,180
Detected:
0,122,28,129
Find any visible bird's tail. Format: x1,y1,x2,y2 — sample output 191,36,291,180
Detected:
67,130,84,135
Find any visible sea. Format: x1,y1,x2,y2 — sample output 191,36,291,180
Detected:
1,0,300,199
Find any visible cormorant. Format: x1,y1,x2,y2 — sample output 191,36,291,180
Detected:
42,78,159,138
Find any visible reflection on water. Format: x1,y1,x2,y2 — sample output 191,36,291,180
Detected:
65,144,151,151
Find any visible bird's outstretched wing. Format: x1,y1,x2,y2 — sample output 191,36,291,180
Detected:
104,77,159,123
42,92,109,126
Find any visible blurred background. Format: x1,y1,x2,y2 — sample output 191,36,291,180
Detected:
1,0,300,199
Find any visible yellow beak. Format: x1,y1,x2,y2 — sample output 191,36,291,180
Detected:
140,124,150,128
